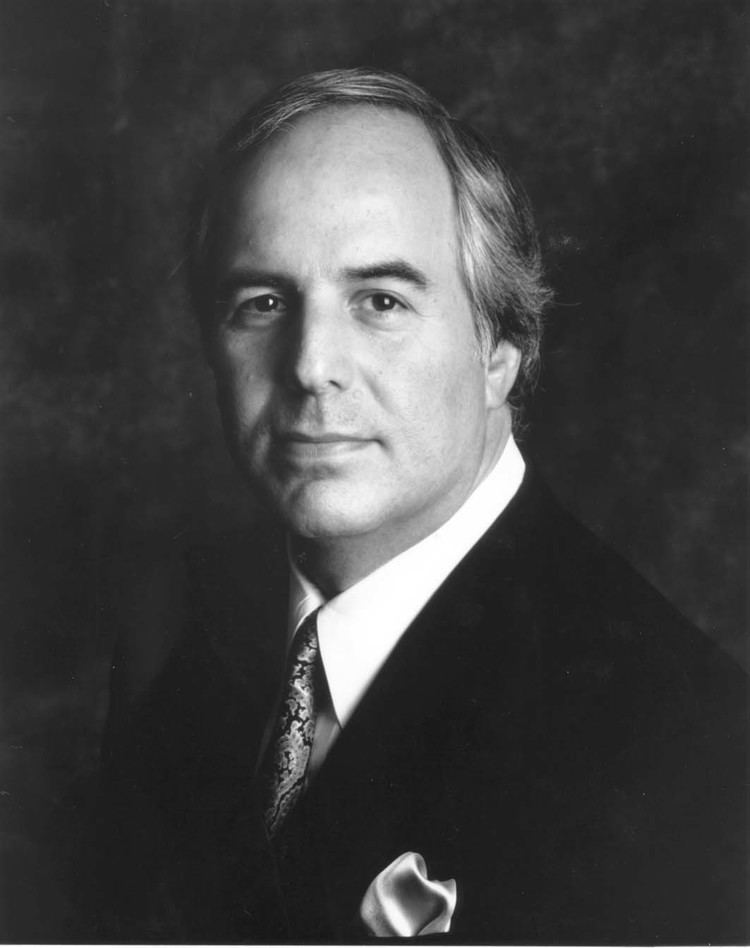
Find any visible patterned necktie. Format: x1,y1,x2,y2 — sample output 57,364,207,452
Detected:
261,609,320,839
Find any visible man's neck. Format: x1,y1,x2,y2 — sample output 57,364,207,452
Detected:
291,532,413,600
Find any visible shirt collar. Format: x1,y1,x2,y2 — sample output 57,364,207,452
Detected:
287,435,525,728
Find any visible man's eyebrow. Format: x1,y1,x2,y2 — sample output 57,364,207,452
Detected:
341,260,431,290
214,270,291,300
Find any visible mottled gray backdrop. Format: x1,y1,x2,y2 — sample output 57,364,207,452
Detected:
0,0,747,937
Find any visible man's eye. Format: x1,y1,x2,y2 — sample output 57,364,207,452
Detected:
229,293,287,323
364,293,404,313
242,294,285,314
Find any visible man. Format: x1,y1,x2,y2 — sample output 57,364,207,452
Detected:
96,69,746,942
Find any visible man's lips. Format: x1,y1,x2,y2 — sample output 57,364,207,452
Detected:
280,431,370,443
273,430,375,460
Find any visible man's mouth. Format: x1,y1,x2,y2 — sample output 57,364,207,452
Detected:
274,430,374,460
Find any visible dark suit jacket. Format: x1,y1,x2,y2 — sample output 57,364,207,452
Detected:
91,470,747,943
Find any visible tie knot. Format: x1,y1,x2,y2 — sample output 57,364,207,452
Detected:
293,609,320,664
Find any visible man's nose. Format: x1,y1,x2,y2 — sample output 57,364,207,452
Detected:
283,296,354,394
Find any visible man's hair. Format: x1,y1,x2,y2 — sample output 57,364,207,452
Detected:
188,68,551,416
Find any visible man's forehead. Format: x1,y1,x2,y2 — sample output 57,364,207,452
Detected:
223,104,451,205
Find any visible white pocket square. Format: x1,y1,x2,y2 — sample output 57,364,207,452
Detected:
359,851,458,937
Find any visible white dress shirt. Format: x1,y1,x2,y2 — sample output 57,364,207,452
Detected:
286,435,525,775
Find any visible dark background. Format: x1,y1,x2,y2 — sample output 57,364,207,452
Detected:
0,0,747,937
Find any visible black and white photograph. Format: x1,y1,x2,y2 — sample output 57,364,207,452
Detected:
0,1,747,942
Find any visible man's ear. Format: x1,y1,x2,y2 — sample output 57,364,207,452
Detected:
484,340,521,409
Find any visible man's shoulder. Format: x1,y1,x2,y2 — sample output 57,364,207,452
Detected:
486,467,737,660
489,467,683,618
443,466,746,745
103,521,288,785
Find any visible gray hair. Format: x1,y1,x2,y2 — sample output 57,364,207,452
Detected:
188,68,551,417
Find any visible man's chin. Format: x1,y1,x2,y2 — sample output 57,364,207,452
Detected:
269,482,383,541
281,505,375,542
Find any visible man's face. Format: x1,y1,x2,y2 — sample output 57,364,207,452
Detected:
209,106,517,562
